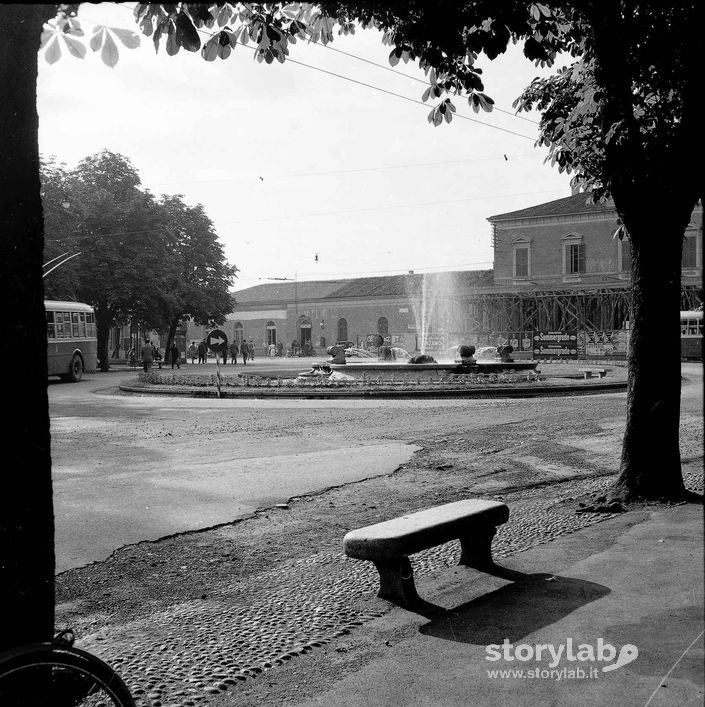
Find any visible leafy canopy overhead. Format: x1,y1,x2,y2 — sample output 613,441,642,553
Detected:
44,2,701,208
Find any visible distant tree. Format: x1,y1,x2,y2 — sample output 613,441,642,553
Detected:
41,156,81,294
155,194,237,357
42,150,182,370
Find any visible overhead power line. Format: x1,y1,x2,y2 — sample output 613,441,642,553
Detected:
113,4,537,141
311,41,540,125
147,151,538,187
250,260,495,282
280,55,535,140
44,228,157,242
219,187,565,224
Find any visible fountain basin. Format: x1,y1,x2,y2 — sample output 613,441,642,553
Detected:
302,359,539,382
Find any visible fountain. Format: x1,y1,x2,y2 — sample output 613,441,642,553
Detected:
300,271,538,382
300,343,538,383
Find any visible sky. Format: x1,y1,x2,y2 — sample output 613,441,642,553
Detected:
37,3,573,292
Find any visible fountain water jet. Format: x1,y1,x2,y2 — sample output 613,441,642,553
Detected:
406,271,456,358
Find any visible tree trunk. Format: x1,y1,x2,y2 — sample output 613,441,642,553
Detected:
165,318,179,364
95,305,114,372
611,203,690,501
0,4,57,649
585,4,699,502
111,325,122,358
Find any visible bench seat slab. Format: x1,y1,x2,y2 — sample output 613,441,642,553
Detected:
344,500,509,560
344,500,509,607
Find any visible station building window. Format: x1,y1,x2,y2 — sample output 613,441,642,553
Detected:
562,234,586,275
512,237,531,278
298,315,312,345
618,238,632,273
265,321,277,345
682,232,699,268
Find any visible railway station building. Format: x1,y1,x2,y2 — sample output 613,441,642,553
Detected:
186,192,702,360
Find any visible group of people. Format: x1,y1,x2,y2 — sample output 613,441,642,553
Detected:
137,336,294,372
187,340,209,364
139,339,182,372
226,340,255,365
184,339,260,365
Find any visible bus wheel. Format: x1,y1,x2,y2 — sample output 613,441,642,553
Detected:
64,354,84,382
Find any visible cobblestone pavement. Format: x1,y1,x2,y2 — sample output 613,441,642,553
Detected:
75,469,703,707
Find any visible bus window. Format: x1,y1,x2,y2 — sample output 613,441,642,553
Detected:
55,311,65,338
47,311,56,339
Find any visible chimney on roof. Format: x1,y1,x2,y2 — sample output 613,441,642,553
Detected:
408,270,414,275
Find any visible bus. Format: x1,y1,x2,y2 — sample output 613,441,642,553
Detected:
45,300,98,382
680,310,703,361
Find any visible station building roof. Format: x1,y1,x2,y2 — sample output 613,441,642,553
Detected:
232,270,494,306
488,192,614,222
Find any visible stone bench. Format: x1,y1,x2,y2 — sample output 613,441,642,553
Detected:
343,499,509,607
578,368,607,379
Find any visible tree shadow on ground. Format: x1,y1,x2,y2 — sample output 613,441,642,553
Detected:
416,567,610,645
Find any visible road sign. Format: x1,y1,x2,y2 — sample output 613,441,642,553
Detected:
206,329,228,353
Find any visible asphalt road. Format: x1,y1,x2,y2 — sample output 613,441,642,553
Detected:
49,361,702,574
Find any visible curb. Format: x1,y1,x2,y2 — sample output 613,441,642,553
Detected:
118,380,628,399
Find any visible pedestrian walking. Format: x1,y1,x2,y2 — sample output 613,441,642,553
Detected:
140,338,154,373
268,342,276,358
188,341,197,364
197,340,206,364
241,344,248,365
152,343,162,368
229,341,239,365
248,339,255,360
169,343,180,369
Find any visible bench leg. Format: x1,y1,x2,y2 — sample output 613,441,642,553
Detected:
373,557,421,607
458,526,497,569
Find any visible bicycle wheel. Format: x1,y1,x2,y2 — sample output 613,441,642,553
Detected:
0,642,135,707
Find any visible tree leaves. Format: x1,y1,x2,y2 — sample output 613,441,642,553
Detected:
41,13,86,63
42,11,141,68
529,3,552,21
175,12,201,52
110,27,141,50
89,26,135,68
469,92,495,113
211,3,234,28
427,99,456,127
100,31,119,68
422,84,443,102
